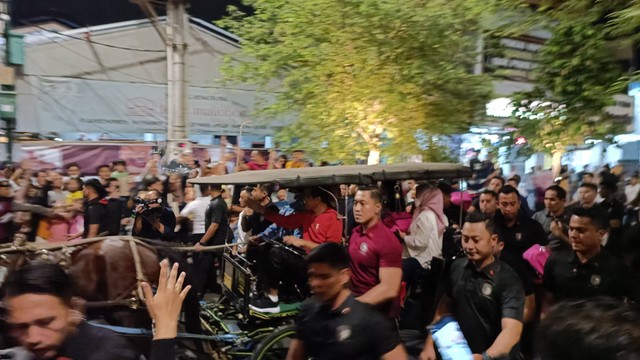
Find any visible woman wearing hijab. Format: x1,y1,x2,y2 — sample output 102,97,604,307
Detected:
399,183,448,286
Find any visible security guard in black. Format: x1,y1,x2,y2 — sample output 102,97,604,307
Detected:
448,257,525,355
294,295,401,360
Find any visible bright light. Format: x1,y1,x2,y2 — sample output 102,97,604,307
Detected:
514,136,527,145
486,98,515,118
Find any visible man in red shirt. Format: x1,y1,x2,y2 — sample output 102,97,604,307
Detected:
349,185,403,317
246,186,343,313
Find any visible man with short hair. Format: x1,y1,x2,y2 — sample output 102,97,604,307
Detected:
67,179,108,240
2,262,138,359
537,298,640,360
104,178,124,236
419,212,525,360
468,176,505,213
495,185,547,323
479,190,498,218
349,186,402,317
542,207,640,312
192,184,229,298
532,185,572,251
437,180,466,229
575,183,599,209
287,243,407,360
243,183,279,236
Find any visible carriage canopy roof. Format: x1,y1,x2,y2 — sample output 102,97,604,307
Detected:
188,162,472,187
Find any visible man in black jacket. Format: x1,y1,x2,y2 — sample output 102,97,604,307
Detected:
2,262,138,360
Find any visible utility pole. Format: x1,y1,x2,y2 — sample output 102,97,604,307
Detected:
133,0,189,161
165,0,190,160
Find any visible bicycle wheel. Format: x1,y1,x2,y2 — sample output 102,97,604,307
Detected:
251,325,296,360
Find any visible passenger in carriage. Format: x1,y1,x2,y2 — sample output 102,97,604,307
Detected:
397,184,447,289
246,186,342,313
349,185,403,318
2,262,139,360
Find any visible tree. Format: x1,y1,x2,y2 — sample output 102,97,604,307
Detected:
509,20,626,176
217,0,524,164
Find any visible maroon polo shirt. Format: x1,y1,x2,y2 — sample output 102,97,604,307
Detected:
349,219,402,316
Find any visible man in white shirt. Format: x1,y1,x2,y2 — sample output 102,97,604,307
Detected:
625,173,640,205
179,184,211,245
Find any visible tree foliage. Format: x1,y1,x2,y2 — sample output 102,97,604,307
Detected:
509,16,626,161
217,0,525,163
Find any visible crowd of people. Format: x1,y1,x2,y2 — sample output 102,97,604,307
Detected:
1,149,640,360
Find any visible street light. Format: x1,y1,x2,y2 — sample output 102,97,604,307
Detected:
236,120,254,169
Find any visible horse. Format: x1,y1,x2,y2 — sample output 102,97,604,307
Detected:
0,236,209,355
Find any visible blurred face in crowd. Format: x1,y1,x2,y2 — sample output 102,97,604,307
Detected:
50,173,63,189
0,183,12,197
630,176,638,186
544,189,565,215
105,180,119,196
488,178,504,192
307,262,349,304
98,167,111,180
252,185,269,202
5,294,80,360
579,187,597,207
149,180,164,193
353,190,382,226
461,221,498,266
582,174,594,184
506,179,518,189
479,193,498,216
292,151,304,161
277,155,287,168
184,187,195,203
66,179,81,192
36,171,48,187
3,166,15,179
340,184,348,197
113,163,125,172
66,166,80,178
568,215,606,254
277,189,288,201
498,192,520,221
239,189,251,207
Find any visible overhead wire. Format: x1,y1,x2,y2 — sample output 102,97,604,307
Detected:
31,24,166,53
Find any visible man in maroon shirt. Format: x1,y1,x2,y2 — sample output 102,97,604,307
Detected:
349,185,403,317
246,186,343,313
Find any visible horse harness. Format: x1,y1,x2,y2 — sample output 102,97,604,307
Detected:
0,236,151,310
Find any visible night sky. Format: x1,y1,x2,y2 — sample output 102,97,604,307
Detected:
12,0,243,28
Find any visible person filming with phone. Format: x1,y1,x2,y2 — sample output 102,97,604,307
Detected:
132,190,176,241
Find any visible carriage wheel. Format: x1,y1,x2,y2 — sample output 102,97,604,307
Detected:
250,325,296,360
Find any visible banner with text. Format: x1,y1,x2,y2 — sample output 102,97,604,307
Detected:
29,76,289,136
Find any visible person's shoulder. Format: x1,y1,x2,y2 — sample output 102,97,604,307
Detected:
532,210,546,220
450,257,468,272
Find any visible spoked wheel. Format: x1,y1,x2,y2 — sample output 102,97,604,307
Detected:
251,325,296,360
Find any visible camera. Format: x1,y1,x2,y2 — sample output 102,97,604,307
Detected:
133,197,162,214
